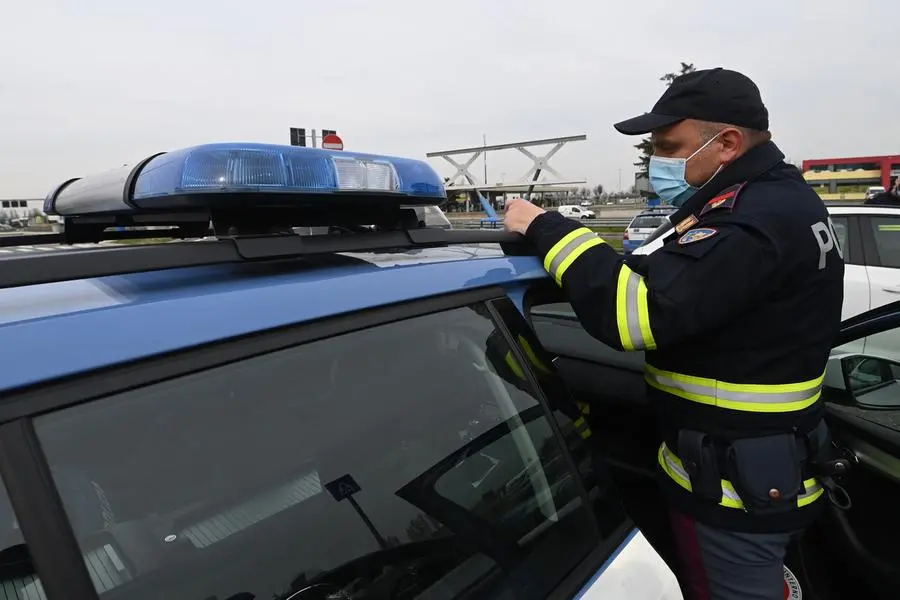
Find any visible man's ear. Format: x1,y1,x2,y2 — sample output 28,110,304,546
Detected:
717,127,744,163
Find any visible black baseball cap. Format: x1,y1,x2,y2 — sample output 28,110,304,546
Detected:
614,68,769,135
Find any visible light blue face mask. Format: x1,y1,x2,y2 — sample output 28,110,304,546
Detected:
649,133,723,207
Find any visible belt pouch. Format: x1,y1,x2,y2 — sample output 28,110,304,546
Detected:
727,433,802,513
677,429,721,503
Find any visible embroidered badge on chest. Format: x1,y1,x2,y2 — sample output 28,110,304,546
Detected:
678,227,718,245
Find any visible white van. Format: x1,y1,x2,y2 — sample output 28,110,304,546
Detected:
558,205,596,219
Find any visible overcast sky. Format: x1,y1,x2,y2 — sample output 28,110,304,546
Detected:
2,0,897,198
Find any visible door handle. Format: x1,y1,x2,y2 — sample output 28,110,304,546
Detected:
882,286,900,294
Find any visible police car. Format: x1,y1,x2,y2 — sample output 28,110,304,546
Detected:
0,143,682,600
622,207,676,254
2,144,900,600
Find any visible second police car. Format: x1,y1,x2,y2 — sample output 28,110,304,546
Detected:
0,143,683,600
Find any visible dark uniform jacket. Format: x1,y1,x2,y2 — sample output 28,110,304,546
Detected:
524,142,845,532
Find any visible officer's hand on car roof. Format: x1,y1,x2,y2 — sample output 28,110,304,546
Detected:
504,199,546,235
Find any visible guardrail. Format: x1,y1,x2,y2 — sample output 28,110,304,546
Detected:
450,218,631,229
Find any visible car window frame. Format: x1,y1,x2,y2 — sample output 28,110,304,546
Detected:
487,296,636,600
487,298,598,520
0,284,618,600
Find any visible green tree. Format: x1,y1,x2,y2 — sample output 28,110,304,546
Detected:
593,184,604,198
634,62,696,177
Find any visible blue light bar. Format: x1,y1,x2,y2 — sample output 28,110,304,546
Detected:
47,143,447,217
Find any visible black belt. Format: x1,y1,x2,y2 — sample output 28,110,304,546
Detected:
664,421,842,513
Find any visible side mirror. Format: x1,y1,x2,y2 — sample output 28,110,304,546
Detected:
841,355,900,408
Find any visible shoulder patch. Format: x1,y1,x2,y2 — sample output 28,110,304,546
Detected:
678,227,718,245
699,182,746,216
675,214,698,234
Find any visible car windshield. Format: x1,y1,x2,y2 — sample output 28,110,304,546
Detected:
630,216,666,229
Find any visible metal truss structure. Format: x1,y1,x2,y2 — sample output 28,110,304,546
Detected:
426,136,587,226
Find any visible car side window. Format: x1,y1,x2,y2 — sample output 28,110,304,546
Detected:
825,325,900,430
830,216,850,261
869,217,900,268
34,305,601,600
491,298,627,536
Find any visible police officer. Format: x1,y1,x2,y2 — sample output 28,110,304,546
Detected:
504,68,845,600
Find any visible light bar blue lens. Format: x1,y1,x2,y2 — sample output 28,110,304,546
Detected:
132,143,445,207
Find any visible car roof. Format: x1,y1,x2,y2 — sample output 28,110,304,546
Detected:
826,204,900,215
0,243,547,392
633,209,675,218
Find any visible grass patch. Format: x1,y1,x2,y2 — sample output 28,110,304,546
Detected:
588,227,624,251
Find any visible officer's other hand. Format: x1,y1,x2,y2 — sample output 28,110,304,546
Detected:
504,199,546,235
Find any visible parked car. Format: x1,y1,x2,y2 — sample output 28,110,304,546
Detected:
622,207,676,254
12,142,900,600
865,186,886,201
826,204,900,321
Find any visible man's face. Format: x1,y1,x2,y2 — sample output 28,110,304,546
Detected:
651,120,726,187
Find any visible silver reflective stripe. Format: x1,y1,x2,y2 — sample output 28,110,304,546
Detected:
721,485,743,505
661,446,691,482
623,271,648,349
182,471,322,549
647,370,821,405
547,230,598,277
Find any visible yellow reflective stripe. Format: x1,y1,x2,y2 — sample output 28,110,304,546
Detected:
658,443,822,511
645,364,823,413
503,351,526,380
555,238,604,286
518,336,552,374
616,265,656,351
543,228,605,286
576,401,590,416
